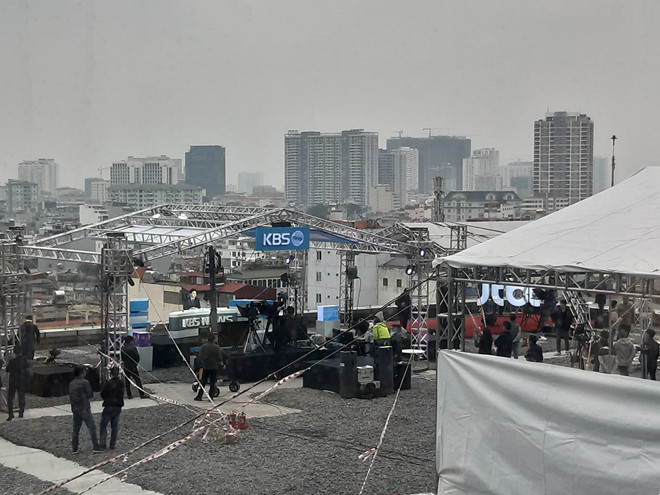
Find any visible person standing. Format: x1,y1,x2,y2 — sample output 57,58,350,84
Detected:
524,335,544,363
476,325,493,355
395,288,412,332
183,290,201,310
495,321,514,358
552,300,573,355
642,329,659,381
509,314,521,359
68,366,102,453
121,336,146,399
99,367,124,450
6,344,28,421
618,297,634,330
19,316,40,361
194,333,225,401
612,328,636,376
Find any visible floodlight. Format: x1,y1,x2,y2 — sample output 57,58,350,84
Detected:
419,248,426,258
286,254,295,265
405,265,415,276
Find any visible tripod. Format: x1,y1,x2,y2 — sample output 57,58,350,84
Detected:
242,315,266,353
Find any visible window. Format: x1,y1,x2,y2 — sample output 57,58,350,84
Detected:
316,272,322,282
316,293,322,304
383,278,389,287
396,279,402,288
316,251,322,261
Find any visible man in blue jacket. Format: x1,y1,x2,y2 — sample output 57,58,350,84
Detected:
68,366,102,453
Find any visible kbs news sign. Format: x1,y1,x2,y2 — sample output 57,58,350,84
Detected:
255,226,310,251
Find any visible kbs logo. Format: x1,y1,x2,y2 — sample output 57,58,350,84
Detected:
255,227,310,251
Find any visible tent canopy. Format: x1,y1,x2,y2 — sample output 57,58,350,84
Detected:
441,167,660,278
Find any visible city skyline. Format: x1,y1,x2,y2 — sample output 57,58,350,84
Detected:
1,1,659,190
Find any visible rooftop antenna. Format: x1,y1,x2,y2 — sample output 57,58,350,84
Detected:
394,130,403,138
423,127,432,138
610,135,617,187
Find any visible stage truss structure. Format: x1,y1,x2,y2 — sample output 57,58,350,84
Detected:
439,263,660,354
0,227,28,356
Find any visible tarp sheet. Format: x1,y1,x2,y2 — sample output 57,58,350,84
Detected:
440,167,660,277
436,351,660,495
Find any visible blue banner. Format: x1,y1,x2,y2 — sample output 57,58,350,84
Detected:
254,226,310,251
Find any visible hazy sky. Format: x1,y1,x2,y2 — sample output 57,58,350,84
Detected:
1,0,659,190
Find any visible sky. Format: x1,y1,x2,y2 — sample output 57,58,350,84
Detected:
1,0,659,190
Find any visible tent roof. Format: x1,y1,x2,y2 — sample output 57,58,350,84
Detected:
441,167,660,278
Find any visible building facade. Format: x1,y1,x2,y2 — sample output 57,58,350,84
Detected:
237,172,264,194
378,149,409,209
386,135,471,194
500,161,533,199
443,190,521,222
107,183,204,209
534,112,594,205
185,145,226,199
110,156,182,186
18,158,58,195
462,148,501,191
285,129,378,207
7,179,39,214
593,156,610,195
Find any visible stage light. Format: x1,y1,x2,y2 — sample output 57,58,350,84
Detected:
419,248,426,258
346,266,358,280
405,265,415,276
286,254,295,265
178,213,188,220
151,213,161,219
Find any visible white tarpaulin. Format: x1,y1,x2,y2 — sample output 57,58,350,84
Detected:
440,167,660,277
436,351,660,495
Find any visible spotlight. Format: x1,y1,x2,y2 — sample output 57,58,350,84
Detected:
405,265,415,276
286,254,295,265
419,248,426,258
346,266,358,280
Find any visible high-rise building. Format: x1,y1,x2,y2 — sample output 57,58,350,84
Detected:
462,148,501,191
185,146,226,199
500,161,533,199
378,149,409,209
534,112,594,205
386,135,471,195
593,156,610,194
237,172,264,194
107,183,204,209
285,129,378,207
18,158,58,195
110,156,182,186
7,179,39,214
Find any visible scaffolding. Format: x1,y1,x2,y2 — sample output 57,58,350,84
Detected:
0,230,28,357
100,233,133,377
339,249,357,326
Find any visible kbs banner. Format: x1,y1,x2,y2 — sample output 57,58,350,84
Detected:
255,226,310,251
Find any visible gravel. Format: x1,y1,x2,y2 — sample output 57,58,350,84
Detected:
0,371,437,495
0,465,72,495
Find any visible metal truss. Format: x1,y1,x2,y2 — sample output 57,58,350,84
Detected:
438,267,467,351
100,233,133,378
439,263,660,351
0,233,28,355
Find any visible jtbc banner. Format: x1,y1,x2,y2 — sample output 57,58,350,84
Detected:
477,283,543,308
255,226,310,251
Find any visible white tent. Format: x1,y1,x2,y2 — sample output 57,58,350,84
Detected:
440,167,660,278
436,352,660,495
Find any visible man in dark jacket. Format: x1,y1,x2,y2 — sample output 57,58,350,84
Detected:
19,316,40,360
183,290,201,310
99,367,124,449
525,335,544,363
6,344,28,421
495,321,514,358
121,336,145,399
552,300,573,355
194,333,225,401
642,328,659,380
395,288,412,331
68,366,102,453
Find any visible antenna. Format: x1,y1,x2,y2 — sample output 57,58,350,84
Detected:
610,135,617,187
394,130,403,138
423,128,432,138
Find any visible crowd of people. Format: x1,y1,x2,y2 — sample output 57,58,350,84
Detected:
473,296,660,380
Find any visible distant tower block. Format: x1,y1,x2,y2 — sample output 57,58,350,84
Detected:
433,176,444,222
